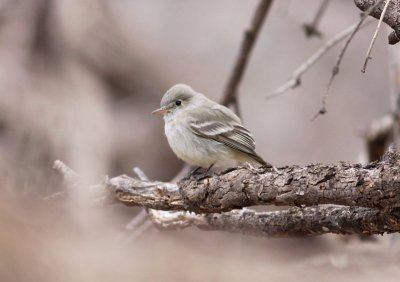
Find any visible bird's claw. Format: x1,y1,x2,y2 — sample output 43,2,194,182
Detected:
182,166,212,181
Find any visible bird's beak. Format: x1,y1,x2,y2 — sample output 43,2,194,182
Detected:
152,106,169,115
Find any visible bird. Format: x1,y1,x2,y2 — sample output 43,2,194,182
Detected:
152,84,271,170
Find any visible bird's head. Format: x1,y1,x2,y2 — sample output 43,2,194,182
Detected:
152,84,197,116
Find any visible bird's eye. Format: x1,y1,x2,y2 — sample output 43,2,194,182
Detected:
175,100,182,106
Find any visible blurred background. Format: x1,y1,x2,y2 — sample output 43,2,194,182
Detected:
0,0,399,281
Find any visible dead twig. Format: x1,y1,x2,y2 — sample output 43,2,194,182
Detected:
221,0,274,116
303,0,331,38
362,0,393,73
52,160,80,189
312,0,385,120
116,167,154,242
388,28,400,148
354,0,400,45
266,20,373,100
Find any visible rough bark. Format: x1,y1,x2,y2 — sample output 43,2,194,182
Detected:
147,205,400,237
354,0,400,44
112,152,400,213
54,152,400,237
203,205,400,236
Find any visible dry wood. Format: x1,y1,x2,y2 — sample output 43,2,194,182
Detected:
112,152,400,213
54,151,400,237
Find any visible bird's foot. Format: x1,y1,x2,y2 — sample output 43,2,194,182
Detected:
183,164,214,181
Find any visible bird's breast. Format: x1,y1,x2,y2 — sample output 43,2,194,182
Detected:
164,117,226,167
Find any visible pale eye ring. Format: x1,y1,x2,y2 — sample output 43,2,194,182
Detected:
175,100,182,106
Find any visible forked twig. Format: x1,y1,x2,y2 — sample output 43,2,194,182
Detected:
312,0,385,120
266,20,373,100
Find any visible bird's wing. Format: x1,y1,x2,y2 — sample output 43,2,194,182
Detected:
188,105,256,155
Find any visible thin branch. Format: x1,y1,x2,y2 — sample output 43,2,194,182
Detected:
362,0,393,73
132,166,149,181
303,0,331,38
53,160,80,189
266,20,373,100
118,167,153,241
363,7,400,160
116,220,154,244
354,0,400,45
313,0,385,120
125,209,148,230
221,0,274,114
52,160,115,205
388,28,400,148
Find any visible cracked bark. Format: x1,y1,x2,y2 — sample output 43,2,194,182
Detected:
202,206,400,237
124,204,400,237
112,152,400,213
54,152,400,237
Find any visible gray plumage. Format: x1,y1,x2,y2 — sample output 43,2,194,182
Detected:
153,84,270,168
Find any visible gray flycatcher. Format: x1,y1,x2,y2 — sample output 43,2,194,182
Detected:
152,84,270,169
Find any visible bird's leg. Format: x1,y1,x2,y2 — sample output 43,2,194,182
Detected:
206,163,214,173
181,166,204,181
183,164,215,181
198,163,215,179
181,166,201,180
191,166,202,175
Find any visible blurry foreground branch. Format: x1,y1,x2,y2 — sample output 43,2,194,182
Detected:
55,151,400,237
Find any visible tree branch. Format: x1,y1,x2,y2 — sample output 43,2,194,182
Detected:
111,152,400,213
54,151,400,237
221,0,274,113
266,20,373,100
364,18,400,161
150,206,400,237
313,1,384,120
362,0,393,73
303,0,331,38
